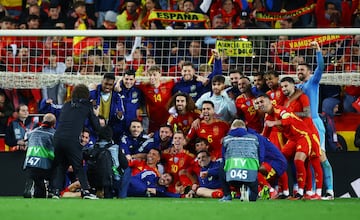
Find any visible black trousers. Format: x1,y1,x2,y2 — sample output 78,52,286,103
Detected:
25,167,51,198
52,137,89,192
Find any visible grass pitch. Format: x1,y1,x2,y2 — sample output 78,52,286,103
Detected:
0,197,359,220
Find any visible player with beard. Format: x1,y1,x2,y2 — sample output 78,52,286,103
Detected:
235,76,264,133
115,69,144,133
280,76,323,200
255,94,315,199
296,41,334,200
225,69,243,100
167,92,201,135
172,49,222,102
186,100,230,160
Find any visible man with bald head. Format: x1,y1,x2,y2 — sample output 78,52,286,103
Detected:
23,113,57,198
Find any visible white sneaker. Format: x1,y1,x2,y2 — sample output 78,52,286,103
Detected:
321,192,334,200
240,185,249,202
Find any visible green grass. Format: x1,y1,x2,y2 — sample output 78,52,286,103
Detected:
0,197,360,220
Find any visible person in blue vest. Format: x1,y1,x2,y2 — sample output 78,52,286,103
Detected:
220,119,263,202
23,113,56,198
89,72,126,143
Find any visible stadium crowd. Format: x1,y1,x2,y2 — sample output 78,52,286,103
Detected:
1,0,360,200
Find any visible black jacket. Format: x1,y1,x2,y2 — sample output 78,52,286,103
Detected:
54,99,100,141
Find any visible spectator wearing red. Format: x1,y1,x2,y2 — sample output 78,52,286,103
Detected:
314,0,359,28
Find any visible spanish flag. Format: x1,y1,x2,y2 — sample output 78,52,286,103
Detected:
72,19,102,57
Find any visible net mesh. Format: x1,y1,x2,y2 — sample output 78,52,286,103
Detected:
0,29,360,88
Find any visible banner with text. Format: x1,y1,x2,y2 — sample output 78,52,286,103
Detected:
148,10,210,28
255,4,316,22
216,40,253,57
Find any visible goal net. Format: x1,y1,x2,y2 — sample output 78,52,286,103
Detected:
0,28,360,89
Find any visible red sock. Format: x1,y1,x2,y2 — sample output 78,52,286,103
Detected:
294,159,306,191
311,157,323,189
278,172,289,192
305,160,312,192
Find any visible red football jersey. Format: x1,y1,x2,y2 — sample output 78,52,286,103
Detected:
187,119,230,159
285,93,318,132
167,111,200,134
273,106,312,140
162,150,195,192
235,94,264,133
266,87,286,106
128,159,160,177
138,80,175,133
263,105,286,149
284,93,320,157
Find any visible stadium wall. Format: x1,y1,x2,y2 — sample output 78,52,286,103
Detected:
0,151,359,198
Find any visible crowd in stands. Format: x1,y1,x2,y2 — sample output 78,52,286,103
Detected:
1,0,360,200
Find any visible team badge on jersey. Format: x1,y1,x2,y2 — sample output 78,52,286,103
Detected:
190,85,196,92
179,158,184,167
213,126,219,135
132,92,138,99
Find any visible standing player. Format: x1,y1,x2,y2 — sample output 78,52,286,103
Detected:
264,70,286,106
89,72,125,143
167,92,201,135
280,76,323,199
225,69,243,100
195,75,237,123
235,76,264,133
137,65,176,133
115,69,144,133
262,70,287,149
296,41,334,200
255,94,313,199
251,71,269,96
172,49,222,102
